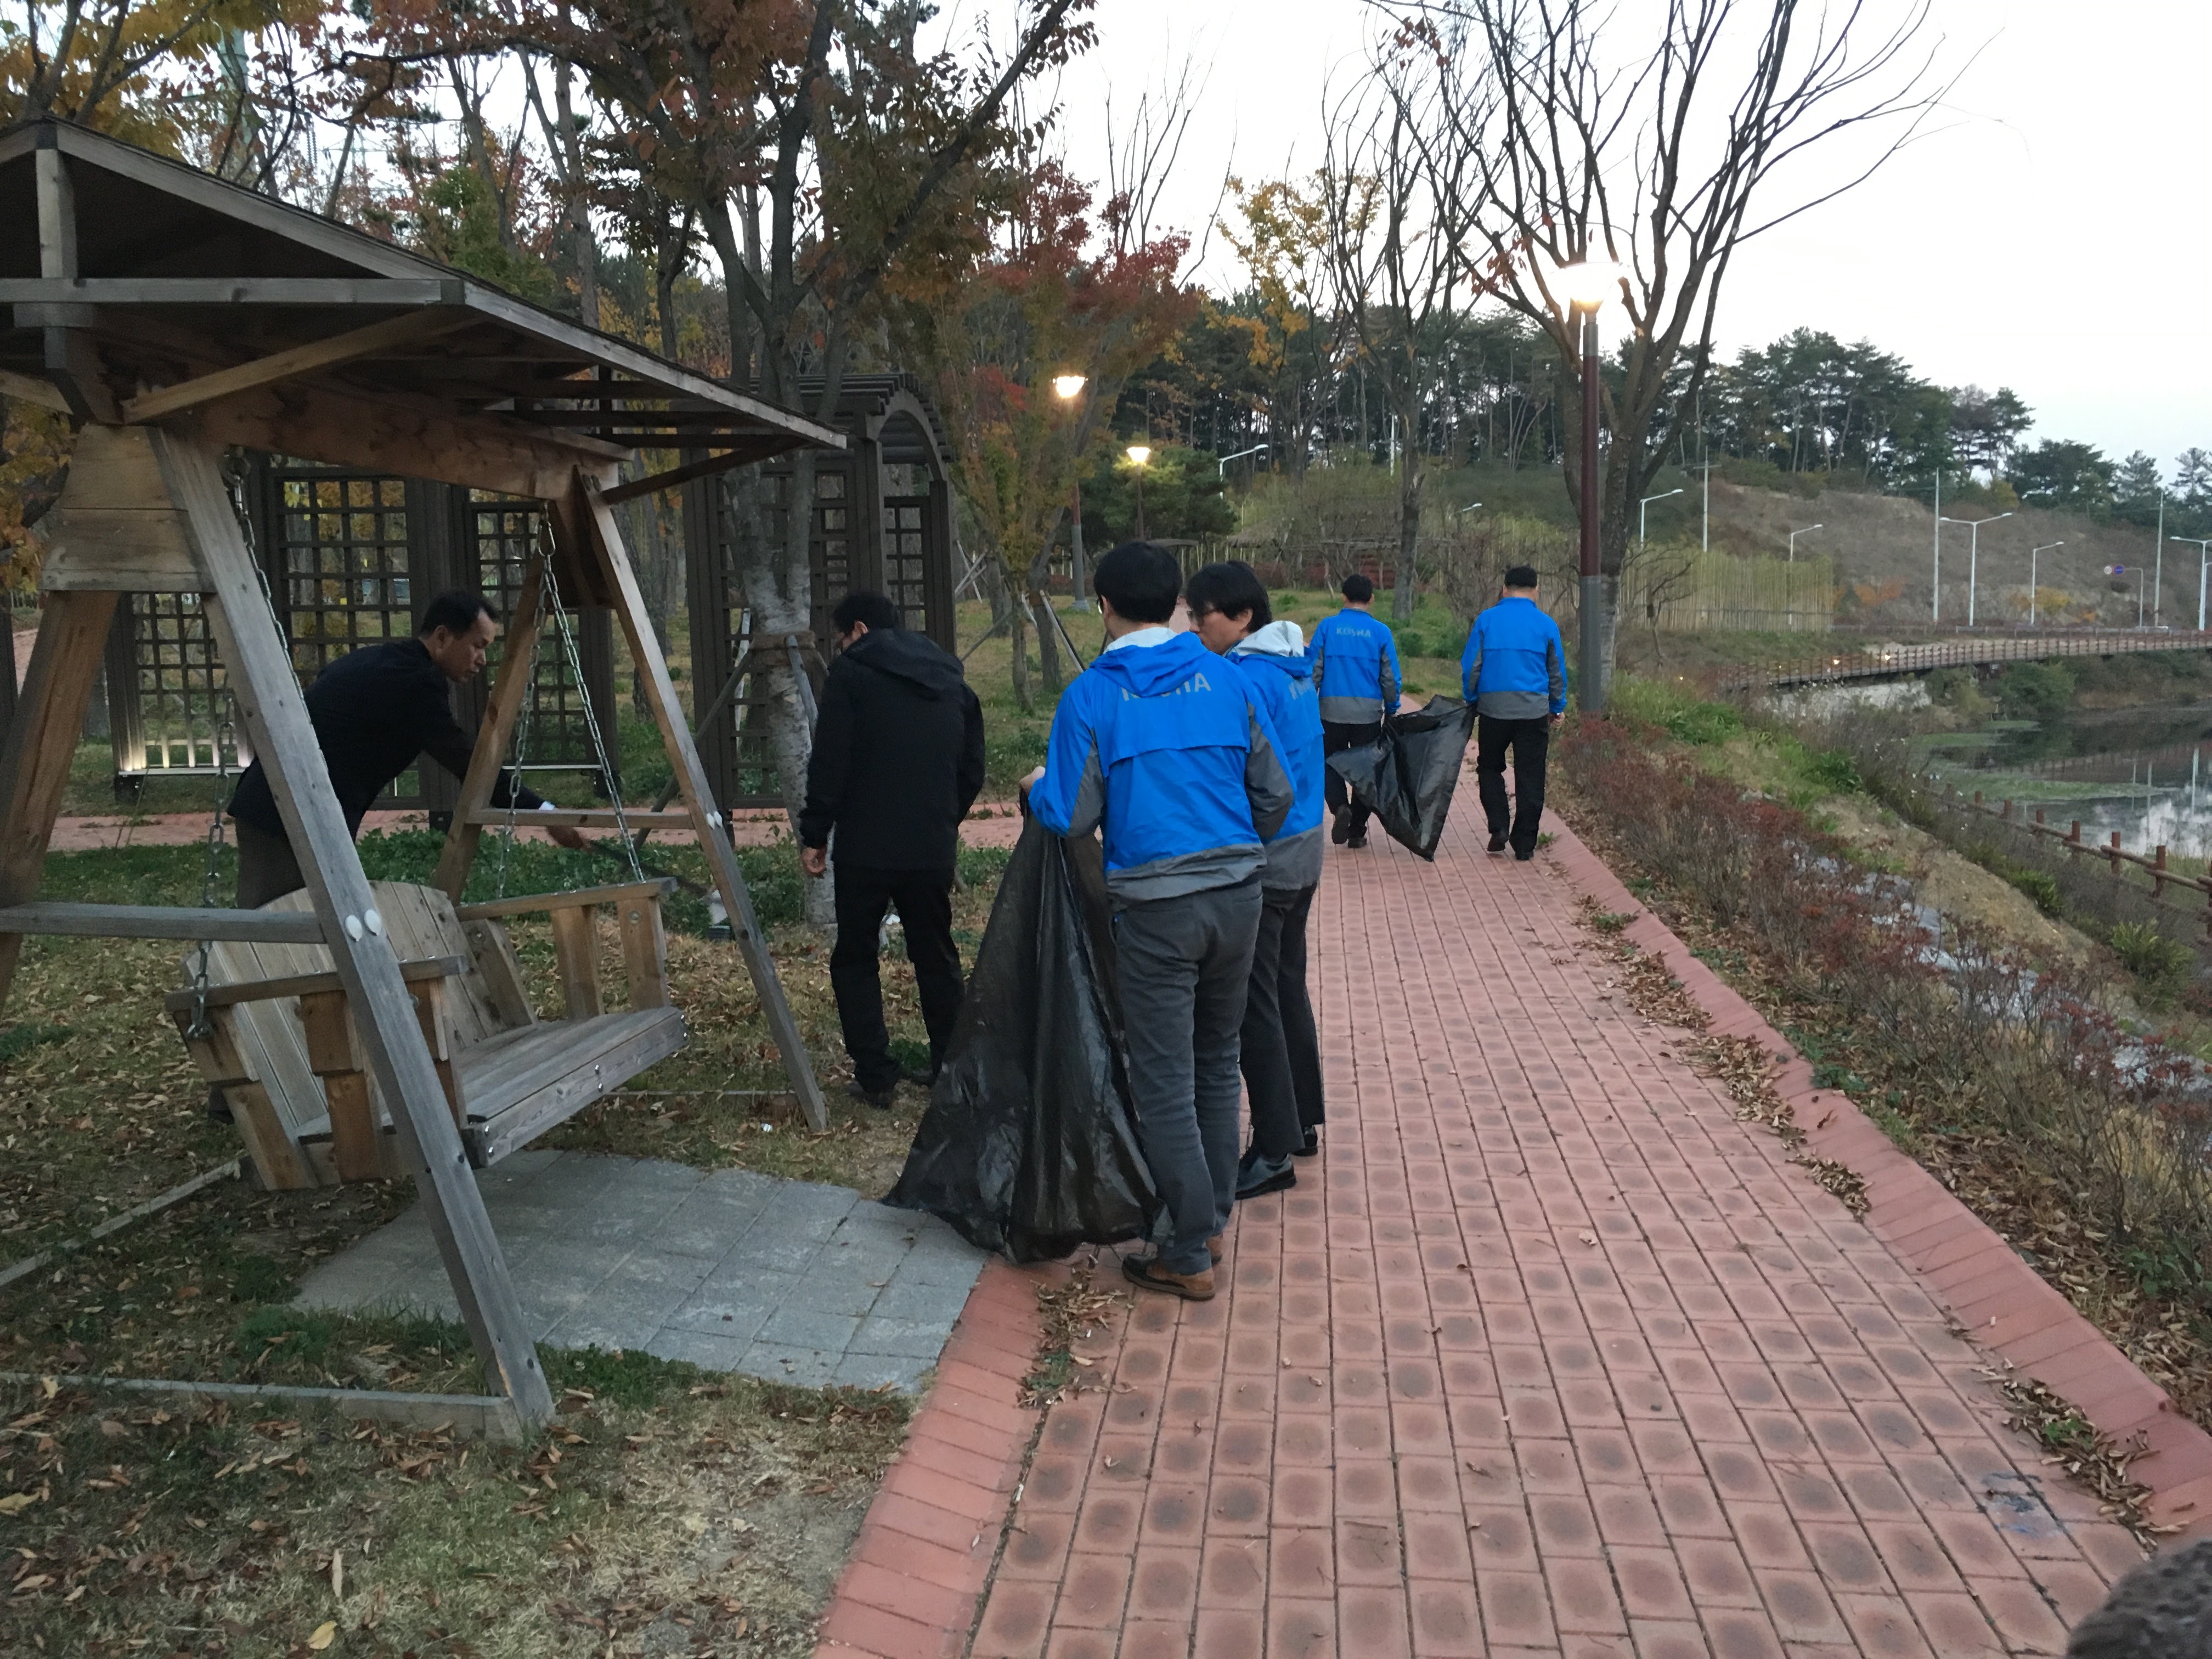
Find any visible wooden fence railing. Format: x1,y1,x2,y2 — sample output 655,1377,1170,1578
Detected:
1726,628,2212,692
1945,783,2212,936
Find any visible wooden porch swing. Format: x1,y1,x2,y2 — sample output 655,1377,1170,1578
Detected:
0,120,845,1430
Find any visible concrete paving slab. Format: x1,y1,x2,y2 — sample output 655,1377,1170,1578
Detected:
292,1149,988,1394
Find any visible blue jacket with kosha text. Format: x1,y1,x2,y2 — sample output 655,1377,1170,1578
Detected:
1308,607,1402,724
1030,630,1296,901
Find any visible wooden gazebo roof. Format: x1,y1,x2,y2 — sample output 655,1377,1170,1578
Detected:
0,119,842,500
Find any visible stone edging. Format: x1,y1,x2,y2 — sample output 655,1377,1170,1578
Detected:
811,1258,1047,1658
1544,816,2212,1537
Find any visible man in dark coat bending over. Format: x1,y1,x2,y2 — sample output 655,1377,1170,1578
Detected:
228,589,584,909
800,591,986,1108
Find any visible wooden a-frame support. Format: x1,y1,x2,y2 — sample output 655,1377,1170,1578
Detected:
0,425,555,1427
428,477,829,1132
0,432,825,1432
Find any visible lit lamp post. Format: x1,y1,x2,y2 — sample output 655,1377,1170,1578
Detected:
1938,511,2011,628
2175,535,2212,632
1126,444,1153,540
2028,541,2062,627
1640,487,1683,547
1054,374,1091,610
1556,257,1626,716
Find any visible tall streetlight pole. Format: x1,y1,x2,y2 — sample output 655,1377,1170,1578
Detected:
1929,466,1942,622
2175,535,2212,631
1054,375,1091,610
1558,258,1623,716
1694,455,1716,551
1787,523,1823,562
1640,487,1683,548
1218,443,1267,477
1126,444,1153,541
1939,512,2011,628
2028,541,2062,628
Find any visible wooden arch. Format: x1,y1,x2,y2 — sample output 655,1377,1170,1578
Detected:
0,119,845,1432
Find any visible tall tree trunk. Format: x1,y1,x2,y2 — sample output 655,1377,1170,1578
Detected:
1393,450,1422,622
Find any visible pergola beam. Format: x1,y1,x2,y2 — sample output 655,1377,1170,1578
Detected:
0,278,464,306
122,309,477,424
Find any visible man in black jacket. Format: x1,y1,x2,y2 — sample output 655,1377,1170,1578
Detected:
229,590,584,908
799,591,985,1107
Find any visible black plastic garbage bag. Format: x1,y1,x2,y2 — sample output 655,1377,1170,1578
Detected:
1327,694,1479,861
886,819,1159,1262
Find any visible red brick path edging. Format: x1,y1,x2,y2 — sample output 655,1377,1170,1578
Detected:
1543,817,2212,1538
812,1259,1050,1658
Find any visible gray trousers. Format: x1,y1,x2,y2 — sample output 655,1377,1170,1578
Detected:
235,817,307,910
1114,876,1263,1274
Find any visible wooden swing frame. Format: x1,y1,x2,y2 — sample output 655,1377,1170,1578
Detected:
0,120,845,1432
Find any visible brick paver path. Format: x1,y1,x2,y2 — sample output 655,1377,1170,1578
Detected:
964,815,2143,1658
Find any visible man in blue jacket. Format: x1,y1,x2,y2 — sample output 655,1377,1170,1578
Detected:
1460,564,1568,861
1307,572,1402,849
1025,543,1296,1300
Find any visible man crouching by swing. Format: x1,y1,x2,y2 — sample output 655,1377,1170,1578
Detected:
228,590,586,910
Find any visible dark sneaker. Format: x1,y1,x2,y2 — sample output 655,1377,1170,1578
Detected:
1487,832,1508,854
1295,1127,1321,1159
1513,847,1536,862
1346,831,1370,850
1235,1147,1298,1199
846,1080,898,1110
1122,1254,1216,1300
1330,809,1351,845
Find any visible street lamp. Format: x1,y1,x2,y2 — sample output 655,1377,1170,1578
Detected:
1938,512,2012,628
1458,501,1483,516
2175,535,2212,631
1056,375,1092,608
2028,541,2062,628
1126,444,1153,540
1787,524,1822,562
1218,443,1267,477
1640,487,1683,547
1555,257,1626,715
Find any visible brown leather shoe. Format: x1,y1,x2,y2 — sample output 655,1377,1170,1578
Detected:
1122,1254,1216,1301
1208,1234,1224,1263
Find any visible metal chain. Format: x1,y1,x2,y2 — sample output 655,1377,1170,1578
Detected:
543,551,644,884
496,533,643,896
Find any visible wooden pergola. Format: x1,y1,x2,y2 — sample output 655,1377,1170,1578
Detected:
0,119,844,1431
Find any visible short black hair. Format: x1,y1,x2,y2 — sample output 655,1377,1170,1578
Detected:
1503,565,1541,590
1340,572,1374,604
1186,561,1273,632
833,590,901,635
420,591,494,636
1093,541,1181,624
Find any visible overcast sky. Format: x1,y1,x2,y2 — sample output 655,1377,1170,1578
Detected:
977,0,2211,474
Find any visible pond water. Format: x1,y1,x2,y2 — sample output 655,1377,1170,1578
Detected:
1932,702,2212,859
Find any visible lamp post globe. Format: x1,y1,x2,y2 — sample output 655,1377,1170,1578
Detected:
1125,445,1153,540
1053,374,1087,400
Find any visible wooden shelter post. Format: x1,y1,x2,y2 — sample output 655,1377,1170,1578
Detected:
0,590,120,1007
154,427,554,1427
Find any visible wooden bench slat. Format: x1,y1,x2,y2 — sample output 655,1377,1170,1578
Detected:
163,955,466,1015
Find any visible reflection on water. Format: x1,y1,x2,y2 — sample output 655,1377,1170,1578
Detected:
1944,703,2212,857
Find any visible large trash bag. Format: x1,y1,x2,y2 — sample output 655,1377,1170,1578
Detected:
1327,694,1479,861
886,818,1159,1262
